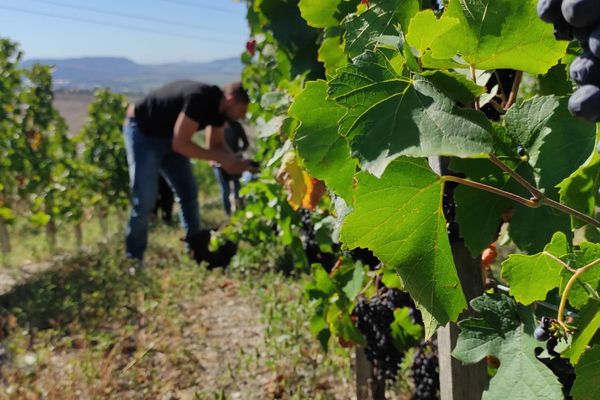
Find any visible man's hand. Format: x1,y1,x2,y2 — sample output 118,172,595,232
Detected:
220,156,256,175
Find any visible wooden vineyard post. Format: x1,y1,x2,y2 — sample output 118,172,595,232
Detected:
429,157,489,400
437,243,489,400
355,346,386,400
0,217,10,265
356,346,371,400
74,221,83,250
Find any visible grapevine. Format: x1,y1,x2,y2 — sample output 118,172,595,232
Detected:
240,0,600,398
411,340,440,400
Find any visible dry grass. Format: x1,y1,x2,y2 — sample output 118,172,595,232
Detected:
0,229,360,400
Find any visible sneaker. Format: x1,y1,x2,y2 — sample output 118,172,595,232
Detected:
127,258,144,275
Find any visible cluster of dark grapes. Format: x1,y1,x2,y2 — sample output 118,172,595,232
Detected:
352,288,420,383
349,247,381,270
299,208,337,271
538,0,600,121
533,316,576,398
299,208,318,252
411,340,440,400
442,173,466,245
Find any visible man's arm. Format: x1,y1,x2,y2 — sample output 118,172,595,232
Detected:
171,112,249,173
205,124,229,153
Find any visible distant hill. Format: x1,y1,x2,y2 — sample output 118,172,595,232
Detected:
22,56,243,93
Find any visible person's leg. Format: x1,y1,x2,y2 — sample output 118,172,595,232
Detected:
161,152,201,237
213,166,232,215
232,178,241,200
123,119,163,259
232,178,243,211
158,175,175,222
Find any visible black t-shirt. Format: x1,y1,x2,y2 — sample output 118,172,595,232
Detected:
224,121,249,153
134,80,226,138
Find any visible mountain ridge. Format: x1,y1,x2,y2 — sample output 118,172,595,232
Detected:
22,56,243,93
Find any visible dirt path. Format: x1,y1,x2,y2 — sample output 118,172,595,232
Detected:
171,276,272,399
0,246,355,399
0,261,52,295
1,271,279,399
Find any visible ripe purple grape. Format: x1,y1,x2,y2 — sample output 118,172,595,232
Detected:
553,20,574,41
540,316,553,328
569,51,600,85
537,0,565,24
561,0,600,28
568,84,600,121
352,292,405,383
411,340,439,400
589,25,600,58
534,326,550,341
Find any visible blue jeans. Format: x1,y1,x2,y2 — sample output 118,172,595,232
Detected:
123,118,201,259
213,166,241,215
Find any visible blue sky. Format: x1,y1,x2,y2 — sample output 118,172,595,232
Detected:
0,0,250,64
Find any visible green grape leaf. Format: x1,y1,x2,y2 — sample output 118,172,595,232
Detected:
501,232,569,305
326,303,365,344
340,158,467,332
329,50,493,177
341,262,365,300
405,9,459,57
343,0,419,58
329,256,366,300
430,0,567,74
451,96,594,254
421,70,487,105
259,0,320,55
390,307,423,351
563,301,600,365
421,51,465,69
504,96,595,192
299,0,341,28
402,36,421,73
306,262,367,349
309,314,331,350
571,346,600,400
306,263,338,299
509,205,572,254
318,29,348,76
289,80,356,203
561,242,600,309
452,156,573,254
453,293,563,400
538,63,573,96
450,156,515,253
381,266,403,290
558,151,600,229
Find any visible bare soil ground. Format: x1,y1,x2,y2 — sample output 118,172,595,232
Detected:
0,247,356,400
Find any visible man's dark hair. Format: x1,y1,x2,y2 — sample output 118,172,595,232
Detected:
224,81,249,103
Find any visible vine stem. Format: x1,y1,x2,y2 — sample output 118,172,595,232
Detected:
539,196,600,229
470,65,480,110
557,258,600,327
441,175,600,229
357,273,377,297
503,71,523,110
544,251,577,274
487,154,600,229
488,153,543,199
442,176,538,208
